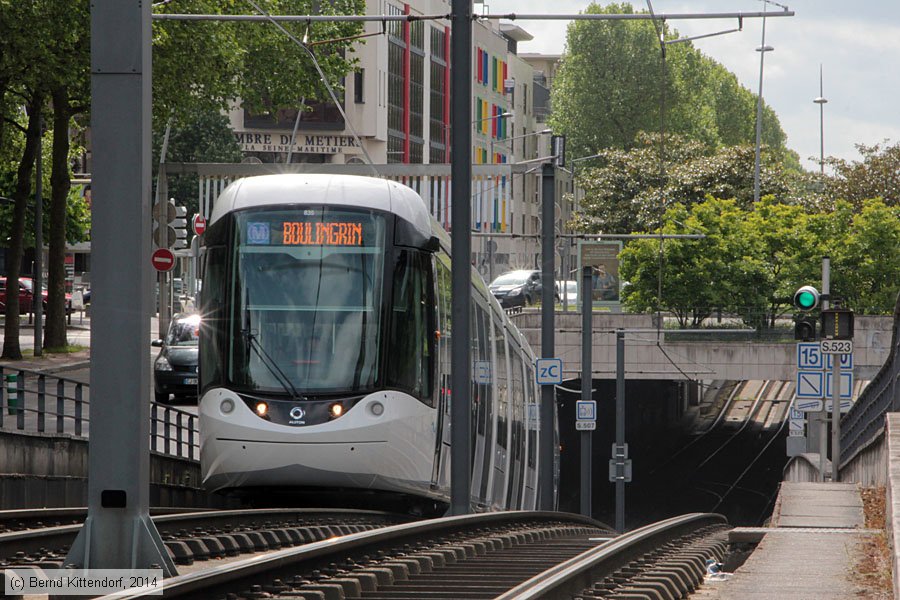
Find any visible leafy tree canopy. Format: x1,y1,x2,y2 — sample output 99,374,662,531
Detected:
573,133,792,233
550,2,788,159
619,196,900,328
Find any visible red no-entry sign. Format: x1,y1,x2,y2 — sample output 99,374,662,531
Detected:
151,248,175,272
193,214,207,236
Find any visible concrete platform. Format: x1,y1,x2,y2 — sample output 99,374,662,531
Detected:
693,481,871,599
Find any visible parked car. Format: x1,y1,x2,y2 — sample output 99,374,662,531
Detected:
0,277,72,314
489,270,545,308
152,313,200,404
556,280,578,304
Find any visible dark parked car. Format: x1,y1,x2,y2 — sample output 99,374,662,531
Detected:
489,269,545,308
152,313,200,404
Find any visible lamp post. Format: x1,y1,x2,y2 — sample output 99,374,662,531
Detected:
490,127,552,163
814,65,828,175
752,2,776,203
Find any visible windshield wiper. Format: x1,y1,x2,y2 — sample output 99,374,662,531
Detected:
241,289,305,402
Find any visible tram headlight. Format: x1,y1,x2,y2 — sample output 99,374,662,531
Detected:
220,399,235,414
329,403,344,418
369,401,384,416
255,402,269,417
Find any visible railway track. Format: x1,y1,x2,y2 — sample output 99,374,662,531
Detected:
103,512,726,600
633,381,791,527
0,508,408,570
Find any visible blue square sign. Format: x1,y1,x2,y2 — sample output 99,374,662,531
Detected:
576,400,597,421
536,358,563,385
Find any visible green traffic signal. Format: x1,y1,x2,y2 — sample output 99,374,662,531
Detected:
793,285,820,311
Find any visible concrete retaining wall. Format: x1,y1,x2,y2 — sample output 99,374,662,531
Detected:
0,430,227,509
783,453,830,483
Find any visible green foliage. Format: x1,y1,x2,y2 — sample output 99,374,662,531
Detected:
153,0,364,122
573,133,791,233
822,141,900,210
550,2,788,159
153,108,244,217
619,196,900,327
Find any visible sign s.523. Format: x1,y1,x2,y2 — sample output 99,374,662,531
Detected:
820,339,852,354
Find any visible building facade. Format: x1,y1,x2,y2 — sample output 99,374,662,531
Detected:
227,2,557,279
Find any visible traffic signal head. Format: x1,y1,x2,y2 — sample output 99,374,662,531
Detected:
794,316,817,341
793,285,820,311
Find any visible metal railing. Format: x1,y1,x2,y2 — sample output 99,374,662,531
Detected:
0,366,199,462
840,292,900,467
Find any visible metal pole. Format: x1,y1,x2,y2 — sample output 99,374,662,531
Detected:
34,115,43,357
753,6,770,203
831,342,841,482
449,0,472,516
580,266,592,517
615,329,625,532
814,65,827,175
540,162,556,510
819,256,830,481
65,0,175,573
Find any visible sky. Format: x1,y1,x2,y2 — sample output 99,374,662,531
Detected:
487,0,900,170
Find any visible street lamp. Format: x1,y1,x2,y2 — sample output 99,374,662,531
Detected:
753,0,783,203
490,127,552,163
814,65,828,175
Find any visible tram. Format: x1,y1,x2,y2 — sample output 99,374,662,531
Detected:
198,173,556,513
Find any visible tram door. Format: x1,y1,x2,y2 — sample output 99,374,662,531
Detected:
490,320,510,507
471,305,494,508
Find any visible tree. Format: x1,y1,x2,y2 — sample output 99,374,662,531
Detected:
619,197,768,328
822,141,900,209
550,2,788,159
153,108,243,218
831,199,900,313
573,133,791,234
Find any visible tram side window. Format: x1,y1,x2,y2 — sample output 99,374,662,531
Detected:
494,320,508,449
387,249,434,401
200,245,227,390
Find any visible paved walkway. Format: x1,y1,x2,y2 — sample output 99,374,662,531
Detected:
694,481,873,599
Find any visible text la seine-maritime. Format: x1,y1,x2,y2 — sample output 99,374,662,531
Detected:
235,133,359,154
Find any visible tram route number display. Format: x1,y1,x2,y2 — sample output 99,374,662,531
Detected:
820,339,853,355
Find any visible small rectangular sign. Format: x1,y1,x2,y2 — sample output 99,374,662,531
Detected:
576,400,597,421
825,399,854,413
575,420,596,431
796,371,825,399
825,352,853,370
473,360,492,384
821,339,853,354
796,342,824,370
796,399,824,412
535,358,563,385
825,371,854,399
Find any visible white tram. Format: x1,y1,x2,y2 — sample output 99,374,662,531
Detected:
198,174,557,513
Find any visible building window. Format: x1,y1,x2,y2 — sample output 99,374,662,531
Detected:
243,99,344,131
429,28,447,164
354,70,364,104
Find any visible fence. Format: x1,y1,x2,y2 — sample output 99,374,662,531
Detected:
0,366,199,461
840,293,900,467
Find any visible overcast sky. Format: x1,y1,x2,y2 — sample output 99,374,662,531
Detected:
491,0,900,170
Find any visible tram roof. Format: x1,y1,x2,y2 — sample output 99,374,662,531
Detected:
210,173,433,238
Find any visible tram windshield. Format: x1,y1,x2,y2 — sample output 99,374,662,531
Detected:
228,207,386,395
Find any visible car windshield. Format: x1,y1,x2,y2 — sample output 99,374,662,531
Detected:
167,315,201,347
492,272,530,286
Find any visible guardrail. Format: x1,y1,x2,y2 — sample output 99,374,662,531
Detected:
840,293,900,467
0,366,199,462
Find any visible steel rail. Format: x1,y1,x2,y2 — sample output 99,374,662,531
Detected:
106,511,612,599
495,512,727,599
0,508,405,565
